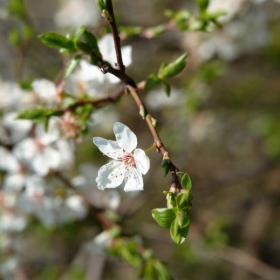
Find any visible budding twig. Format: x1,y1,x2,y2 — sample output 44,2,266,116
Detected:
104,0,182,190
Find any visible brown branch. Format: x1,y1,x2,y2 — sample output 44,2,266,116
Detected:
106,0,125,72
101,1,182,190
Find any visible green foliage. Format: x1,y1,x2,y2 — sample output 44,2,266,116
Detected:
151,208,177,228
96,0,108,11
73,25,86,46
161,157,171,176
39,32,76,52
196,0,209,13
181,173,192,191
145,74,162,90
152,173,192,244
165,9,191,31
145,53,188,97
6,0,27,20
158,53,188,79
162,82,171,97
144,25,166,38
65,55,82,78
39,27,102,66
140,259,170,280
17,107,63,121
119,26,143,38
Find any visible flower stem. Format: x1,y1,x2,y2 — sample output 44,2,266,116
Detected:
145,144,157,154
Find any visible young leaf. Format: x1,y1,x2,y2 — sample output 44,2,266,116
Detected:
158,53,188,79
177,210,190,228
152,208,176,228
176,193,189,209
65,55,82,78
196,0,209,13
17,107,63,121
39,32,75,52
170,218,189,244
145,73,162,90
161,157,171,177
153,260,171,280
166,192,176,209
96,0,107,11
181,173,192,191
83,30,99,51
162,81,171,97
74,25,86,46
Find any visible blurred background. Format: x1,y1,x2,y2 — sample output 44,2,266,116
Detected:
1,0,280,279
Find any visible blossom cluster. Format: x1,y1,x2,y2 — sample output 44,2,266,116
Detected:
0,33,134,276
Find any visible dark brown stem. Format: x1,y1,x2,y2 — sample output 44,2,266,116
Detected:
100,4,182,189
106,0,125,72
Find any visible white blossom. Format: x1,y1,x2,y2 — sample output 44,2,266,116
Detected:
66,34,132,97
93,122,150,192
32,79,57,103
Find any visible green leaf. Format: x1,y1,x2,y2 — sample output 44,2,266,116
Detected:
196,0,209,13
153,260,171,280
145,73,162,90
65,55,82,78
7,0,27,19
161,157,171,177
96,0,107,11
170,218,189,244
8,29,21,47
17,107,63,121
119,26,143,38
39,32,75,52
176,172,184,181
145,25,165,38
74,25,86,46
158,53,188,79
83,30,99,51
176,193,189,209
181,173,192,191
152,208,176,228
177,210,190,228
162,82,171,97
207,10,227,20
166,192,176,209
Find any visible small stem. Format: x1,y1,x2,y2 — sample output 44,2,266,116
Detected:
145,143,157,154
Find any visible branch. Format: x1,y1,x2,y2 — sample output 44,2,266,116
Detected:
106,0,125,72
103,0,182,190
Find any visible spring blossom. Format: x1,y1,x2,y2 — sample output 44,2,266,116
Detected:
93,122,150,192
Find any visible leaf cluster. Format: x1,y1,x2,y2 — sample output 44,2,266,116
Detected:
145,53,188,96
165,0,226,32
109,237,170,279
152,173,192,244
39,26,103,77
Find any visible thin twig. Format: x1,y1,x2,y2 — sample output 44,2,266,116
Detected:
103,0,182,190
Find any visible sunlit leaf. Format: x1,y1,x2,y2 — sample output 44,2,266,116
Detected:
152,208,176,228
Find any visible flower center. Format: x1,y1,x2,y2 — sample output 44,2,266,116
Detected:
122,152,135,167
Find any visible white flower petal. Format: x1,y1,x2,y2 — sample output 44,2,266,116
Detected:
96,161,125,190
113,122,137,152
93,137,123,159
98,34,115,62
123,167,143,192
134,149,150,175
32,79,56,102
3,173,26,191
122,46,132,67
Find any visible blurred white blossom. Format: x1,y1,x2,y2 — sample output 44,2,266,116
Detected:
55,0,100,29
